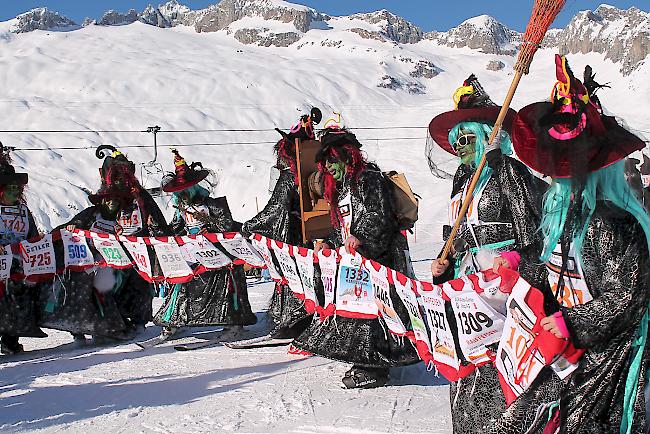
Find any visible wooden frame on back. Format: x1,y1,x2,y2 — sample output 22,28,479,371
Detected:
294,138,332,244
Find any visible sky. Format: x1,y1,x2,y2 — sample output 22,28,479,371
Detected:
0,1,647,31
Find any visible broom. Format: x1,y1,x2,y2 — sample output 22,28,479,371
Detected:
438,0,566,264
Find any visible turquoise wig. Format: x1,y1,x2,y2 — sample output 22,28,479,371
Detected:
171,184,210,217
448,121,514,191
540,160,650,263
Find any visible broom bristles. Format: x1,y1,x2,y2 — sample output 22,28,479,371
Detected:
515,0,566,74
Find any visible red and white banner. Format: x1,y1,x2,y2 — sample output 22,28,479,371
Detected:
271,241,304,298
214,233,264,267
251,235,282,281
91,232,132,269
20,233,56,282
293,247,318,314
335,252,377,319
316,248,338,319
121,236,155,282
392,270,432,365
61,230,95,272
369,261,407,336
179,235,232,274
151,237,195,284
0,228,582,406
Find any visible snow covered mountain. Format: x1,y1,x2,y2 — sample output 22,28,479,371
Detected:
11,7,78,33
426,15,519,55
8,2,649,74
0,1,648,236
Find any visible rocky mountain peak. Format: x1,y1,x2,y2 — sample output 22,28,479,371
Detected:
193,0,324,34
427,14,519,55
348,9,423,44
11,7,78,33
547,5,650,75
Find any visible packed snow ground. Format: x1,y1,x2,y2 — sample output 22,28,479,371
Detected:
0,13,649,434
3,264,453,434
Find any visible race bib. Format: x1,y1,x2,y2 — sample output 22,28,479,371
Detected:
336,252,376,319
317,248,338,316
118,205,143,236
293,247,319,313
546,243,592,309
20,233,56,282
495,277,546,405
449,174,489,226
121,237,154,281
271,241,304,297
0,204,29,246
214,233,265,267
338,192,353,241
152,238,194,283
392,270,432,359
419,283,461,375
90,214,117,234
0,245,12,281
447,277,505,366
184,204,208,235
251,235,282,281
368,261,407,336
91,233,132,268
180,235,231,273
61,229,94,271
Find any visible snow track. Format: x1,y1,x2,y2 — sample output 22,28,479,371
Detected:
1,282,451,433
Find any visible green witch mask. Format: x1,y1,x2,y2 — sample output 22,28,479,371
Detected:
454,132,477,166
325,160,346,181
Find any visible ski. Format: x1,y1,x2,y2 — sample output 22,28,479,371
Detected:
174,338,223,351
135,334,173,349
223,334,293,349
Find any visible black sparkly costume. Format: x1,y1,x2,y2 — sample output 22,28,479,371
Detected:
293,166,420,367
0,205,46,341
154,196,256,328
39,206,127,336
112,191,168,328
435,156,562,434
553,203,649,434
241,165,311,336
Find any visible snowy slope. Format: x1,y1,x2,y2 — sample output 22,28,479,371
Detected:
3,289,452,433
0,17,647,245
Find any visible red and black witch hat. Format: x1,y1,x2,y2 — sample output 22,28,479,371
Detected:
0,143,28,185
315,127,363,165
512,54,645,178
428,74,517,155
88,185,133,206
161,149,210,193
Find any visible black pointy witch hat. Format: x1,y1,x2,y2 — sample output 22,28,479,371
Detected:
96,144,136,179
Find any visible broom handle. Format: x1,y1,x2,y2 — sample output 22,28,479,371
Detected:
439,71,523,263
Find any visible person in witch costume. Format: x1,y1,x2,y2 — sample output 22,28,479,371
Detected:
240,107,322,339
512,55,650,434
43,185,131,341
0,144,47,355
153,149,256,336
427,75,559,434
94,145,169,333
292,126,419,389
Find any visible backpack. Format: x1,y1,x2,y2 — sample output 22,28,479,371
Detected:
384,171,419,231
